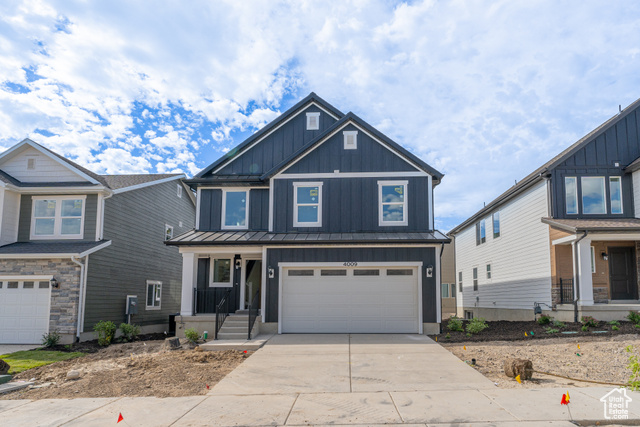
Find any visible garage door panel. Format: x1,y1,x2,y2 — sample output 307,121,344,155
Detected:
0,283,51,344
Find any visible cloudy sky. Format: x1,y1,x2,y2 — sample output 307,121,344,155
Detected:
1,1,639,231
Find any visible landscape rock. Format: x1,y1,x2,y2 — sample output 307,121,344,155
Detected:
503,358,533,380
162,337,181,350
66,370,80,380
0,359,10,375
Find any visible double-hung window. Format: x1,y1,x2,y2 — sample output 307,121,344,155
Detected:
472,267,478,291
146,280,162,310
293,182,322,227
31,196,85,239
210,258,233,287
458,271,463,293
581,176,606,214
441,283,450,298
222,189,249,230
378,180,408,226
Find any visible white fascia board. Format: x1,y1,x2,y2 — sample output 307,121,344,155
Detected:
276,171,427,179
0,240,112,259
274,121,430,178
178,245,265,254
552,234,579,245
79,240,112,257
17,186,107,195
112,175,185,194
177,243,442,254
212,102,340,175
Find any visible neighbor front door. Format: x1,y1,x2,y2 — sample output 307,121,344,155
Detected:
609,246,638,300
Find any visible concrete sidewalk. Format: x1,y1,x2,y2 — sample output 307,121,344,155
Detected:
0,334,637,426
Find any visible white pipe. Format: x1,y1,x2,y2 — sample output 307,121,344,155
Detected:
98,189,114,240
70,255,87,341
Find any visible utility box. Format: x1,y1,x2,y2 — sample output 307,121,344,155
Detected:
126,295,138,315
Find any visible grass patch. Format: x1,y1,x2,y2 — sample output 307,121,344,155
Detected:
0,350,85,374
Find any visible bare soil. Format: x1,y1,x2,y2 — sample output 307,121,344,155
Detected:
0,340,250,400
443,334,640,388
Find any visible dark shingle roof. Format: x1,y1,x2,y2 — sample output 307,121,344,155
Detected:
101,174,183,190
0,240,110,256
166,230,450,246
542,217,640,233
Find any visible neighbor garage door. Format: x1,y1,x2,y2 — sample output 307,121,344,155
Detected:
0,278,51,344
281,265,420,333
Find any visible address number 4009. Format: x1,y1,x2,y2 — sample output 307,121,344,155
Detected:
342,262,358,266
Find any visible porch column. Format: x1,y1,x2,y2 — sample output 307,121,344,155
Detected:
180,252,198,316
573,237,594,306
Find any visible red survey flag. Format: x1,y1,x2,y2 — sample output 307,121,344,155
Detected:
560,394,568,405
117,413,124,423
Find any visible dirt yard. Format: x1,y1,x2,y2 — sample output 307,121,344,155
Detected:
443,334,639,389
1,340,250,400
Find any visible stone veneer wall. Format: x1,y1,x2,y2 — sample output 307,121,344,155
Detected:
0,258,81,336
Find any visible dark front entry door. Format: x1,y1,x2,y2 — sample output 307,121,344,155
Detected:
609,246,638,300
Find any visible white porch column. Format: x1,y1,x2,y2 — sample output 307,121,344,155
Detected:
180,252,198,315
574,237,594,306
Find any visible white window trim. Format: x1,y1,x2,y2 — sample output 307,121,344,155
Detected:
486,263,492,280
221,188,249,230
472,266,479,292
590,246,596,274
293,182,323,227
609,176,623,214
581,176,607,215
210,256,234,288
378,180,408,226
145,280,162,310
441,282,450,298
165,224,174,240
30,195,86,240
306,112,320,130
177,183,183,198
343,130,358,150
565,176,578,215
492,212,500,239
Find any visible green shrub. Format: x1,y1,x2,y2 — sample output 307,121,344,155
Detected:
544,327,560,334
551,320,565,329
445,333,451,339
609,320,620,327
119,323,140,342
581,316,598,328
628,311,640,325
184,328,201,344
626,345,640,391
613,325,620,331
635,324,640,329
537,314,552,325
447,316,464,332
581,325,589,332
466,317,489,334
41,331,60,348
94,320,117,346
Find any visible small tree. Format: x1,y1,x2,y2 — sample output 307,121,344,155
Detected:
94,320,117,346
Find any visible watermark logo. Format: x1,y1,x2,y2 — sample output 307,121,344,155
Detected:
599,388,632,420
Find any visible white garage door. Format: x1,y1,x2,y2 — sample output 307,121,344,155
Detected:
0,278,51,344
281,265,420,333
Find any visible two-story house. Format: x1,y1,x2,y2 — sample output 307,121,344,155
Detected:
0,139,195,344
167,93,448,337
450,97,640,322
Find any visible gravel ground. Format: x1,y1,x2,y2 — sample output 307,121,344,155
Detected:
443,334,639,389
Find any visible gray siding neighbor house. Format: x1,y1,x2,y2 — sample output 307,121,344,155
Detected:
0,139,195,344
167,93,449,337
449,97,640,322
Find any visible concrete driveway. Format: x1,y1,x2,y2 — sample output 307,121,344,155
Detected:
209,333,495,395
0,345,37,356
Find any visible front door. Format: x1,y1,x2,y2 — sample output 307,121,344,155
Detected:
609,246,638,300
244,260,262,309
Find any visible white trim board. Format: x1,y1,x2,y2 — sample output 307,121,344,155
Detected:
212,101,340,175
0,275,53,281
220,188,250,230
178,243,441,254
0,240,111,259
276,171,427,179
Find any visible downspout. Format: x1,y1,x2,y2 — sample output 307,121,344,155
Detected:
71,255,87,341
439,243,445,334
572,231,588,323
98,189,114,240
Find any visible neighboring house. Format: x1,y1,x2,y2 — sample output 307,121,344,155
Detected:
0,139,196,344
167,92,448,337
449,98,640,322
440,239,457,320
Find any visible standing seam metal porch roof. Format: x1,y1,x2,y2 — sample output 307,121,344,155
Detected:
166,230,450,245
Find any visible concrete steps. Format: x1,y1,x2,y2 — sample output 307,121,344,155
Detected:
214,312,259,341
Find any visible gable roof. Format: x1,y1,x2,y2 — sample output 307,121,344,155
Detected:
101,174,183,190
449,96,640,235
260,112,444,181
195,92,345,178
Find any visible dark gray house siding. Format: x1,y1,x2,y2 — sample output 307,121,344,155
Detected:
84,180,195,329
550,104,640,219
284,124,419,174
198,188,269,232
265,246,438,323
272,177,431,233
214,105,338,176
17,194,98,242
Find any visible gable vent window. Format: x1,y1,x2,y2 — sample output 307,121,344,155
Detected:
343,131,358,150
306,112,320,130
177,184,183,198
27,158,36,170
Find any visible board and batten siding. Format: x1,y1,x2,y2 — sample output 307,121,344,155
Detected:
633,170,640,218
0,146,86,183
84,180,195,330
198,188,268,231
455,181,552,311
0,189,20,246
17,194,98,242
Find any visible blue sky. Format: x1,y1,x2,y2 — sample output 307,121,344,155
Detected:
1,1,640,231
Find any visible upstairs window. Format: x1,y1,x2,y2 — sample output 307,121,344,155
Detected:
343,130,358,150
165,224,174,240
294,182,322,227
306,112,320,130
609,177,623,214
581,176,606,214
492,212,500,238
222,190,249,230
475,219,486,245
473,267,478,291
378,181,408,226
565,177,578,214
31,196,85,239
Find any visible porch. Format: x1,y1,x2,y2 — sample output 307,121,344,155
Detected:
546,217,640,321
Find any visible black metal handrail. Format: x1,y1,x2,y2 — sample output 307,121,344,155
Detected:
215,289,231,340
559,278,574,304
194,288,228,314
248,290,260,340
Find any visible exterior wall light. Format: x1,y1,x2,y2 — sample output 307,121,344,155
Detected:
50,277,59,289
426,265,433,278
602,252,608,261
